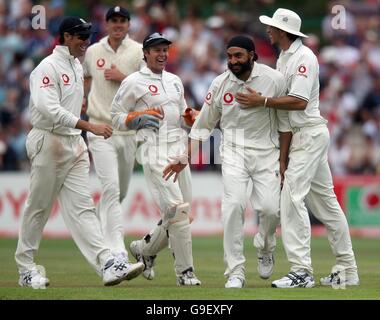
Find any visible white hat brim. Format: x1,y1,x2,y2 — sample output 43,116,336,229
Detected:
259,15,308,38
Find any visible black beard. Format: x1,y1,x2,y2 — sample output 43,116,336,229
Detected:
228,59,253,77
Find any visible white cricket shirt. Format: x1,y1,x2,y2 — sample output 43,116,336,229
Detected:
29,45,83,135
276,38,327,128
83,35,144,125
111,66,188,143
189,62,290,149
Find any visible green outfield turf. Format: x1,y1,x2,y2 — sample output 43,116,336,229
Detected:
0,236,379,300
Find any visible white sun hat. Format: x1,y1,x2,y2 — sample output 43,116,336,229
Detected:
259,8,308,38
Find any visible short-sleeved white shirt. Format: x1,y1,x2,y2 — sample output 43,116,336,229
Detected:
189,62,290,149
83,35,144,125
111,66,188,143
276,38,327,128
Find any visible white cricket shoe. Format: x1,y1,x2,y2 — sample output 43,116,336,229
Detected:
177,268,201,286
320,271,359,286
129,240,156,280
225,276,245,289
258,253,274,279
18,267,50,289
272,271,315,288
102,256,144,286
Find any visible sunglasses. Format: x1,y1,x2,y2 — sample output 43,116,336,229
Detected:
65,22,92,33
75,33,91,41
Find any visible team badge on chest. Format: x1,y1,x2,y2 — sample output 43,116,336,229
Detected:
148,84,159,95
223,92,234,105
96,58,106,69
62,74,70,85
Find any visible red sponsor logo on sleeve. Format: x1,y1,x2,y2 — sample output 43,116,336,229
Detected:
296,65,308,77
298,65,306,73
298,64,307,73
40,76,54,88
204,92,212,105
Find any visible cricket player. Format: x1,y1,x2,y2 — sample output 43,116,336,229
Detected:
83,6,144,262
15,17,144,288
237,8,359,288
163,35,292,288
111,32,201,286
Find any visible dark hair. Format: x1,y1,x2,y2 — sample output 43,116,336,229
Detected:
286,32,299,42
142,48,149,62
58,17,92,45
59,34,65,44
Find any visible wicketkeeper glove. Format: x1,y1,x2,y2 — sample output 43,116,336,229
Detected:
182,107,200,126
125,107,164,130
127,114,160,130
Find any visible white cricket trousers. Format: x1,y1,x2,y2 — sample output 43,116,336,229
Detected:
15,129,112,274
87,132,137,256
281,124,357,275
140,139,192,214
140,140,194,275
221,143,281,280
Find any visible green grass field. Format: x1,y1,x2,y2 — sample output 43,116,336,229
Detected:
0,236,379,300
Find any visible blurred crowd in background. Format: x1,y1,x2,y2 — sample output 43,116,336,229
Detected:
0,0,380,175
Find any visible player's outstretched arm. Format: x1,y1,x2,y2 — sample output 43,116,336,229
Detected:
163,138,201,182
75,119,113,139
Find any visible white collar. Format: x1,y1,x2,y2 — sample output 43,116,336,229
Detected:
140,66,165,79
281,38,303,55
101,35,130,52
228,62,260,83
53,45,76,60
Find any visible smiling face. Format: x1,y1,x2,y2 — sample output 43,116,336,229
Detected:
64,33,90,58
144,43,169,74
106,15,129,41
226,47,253,79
